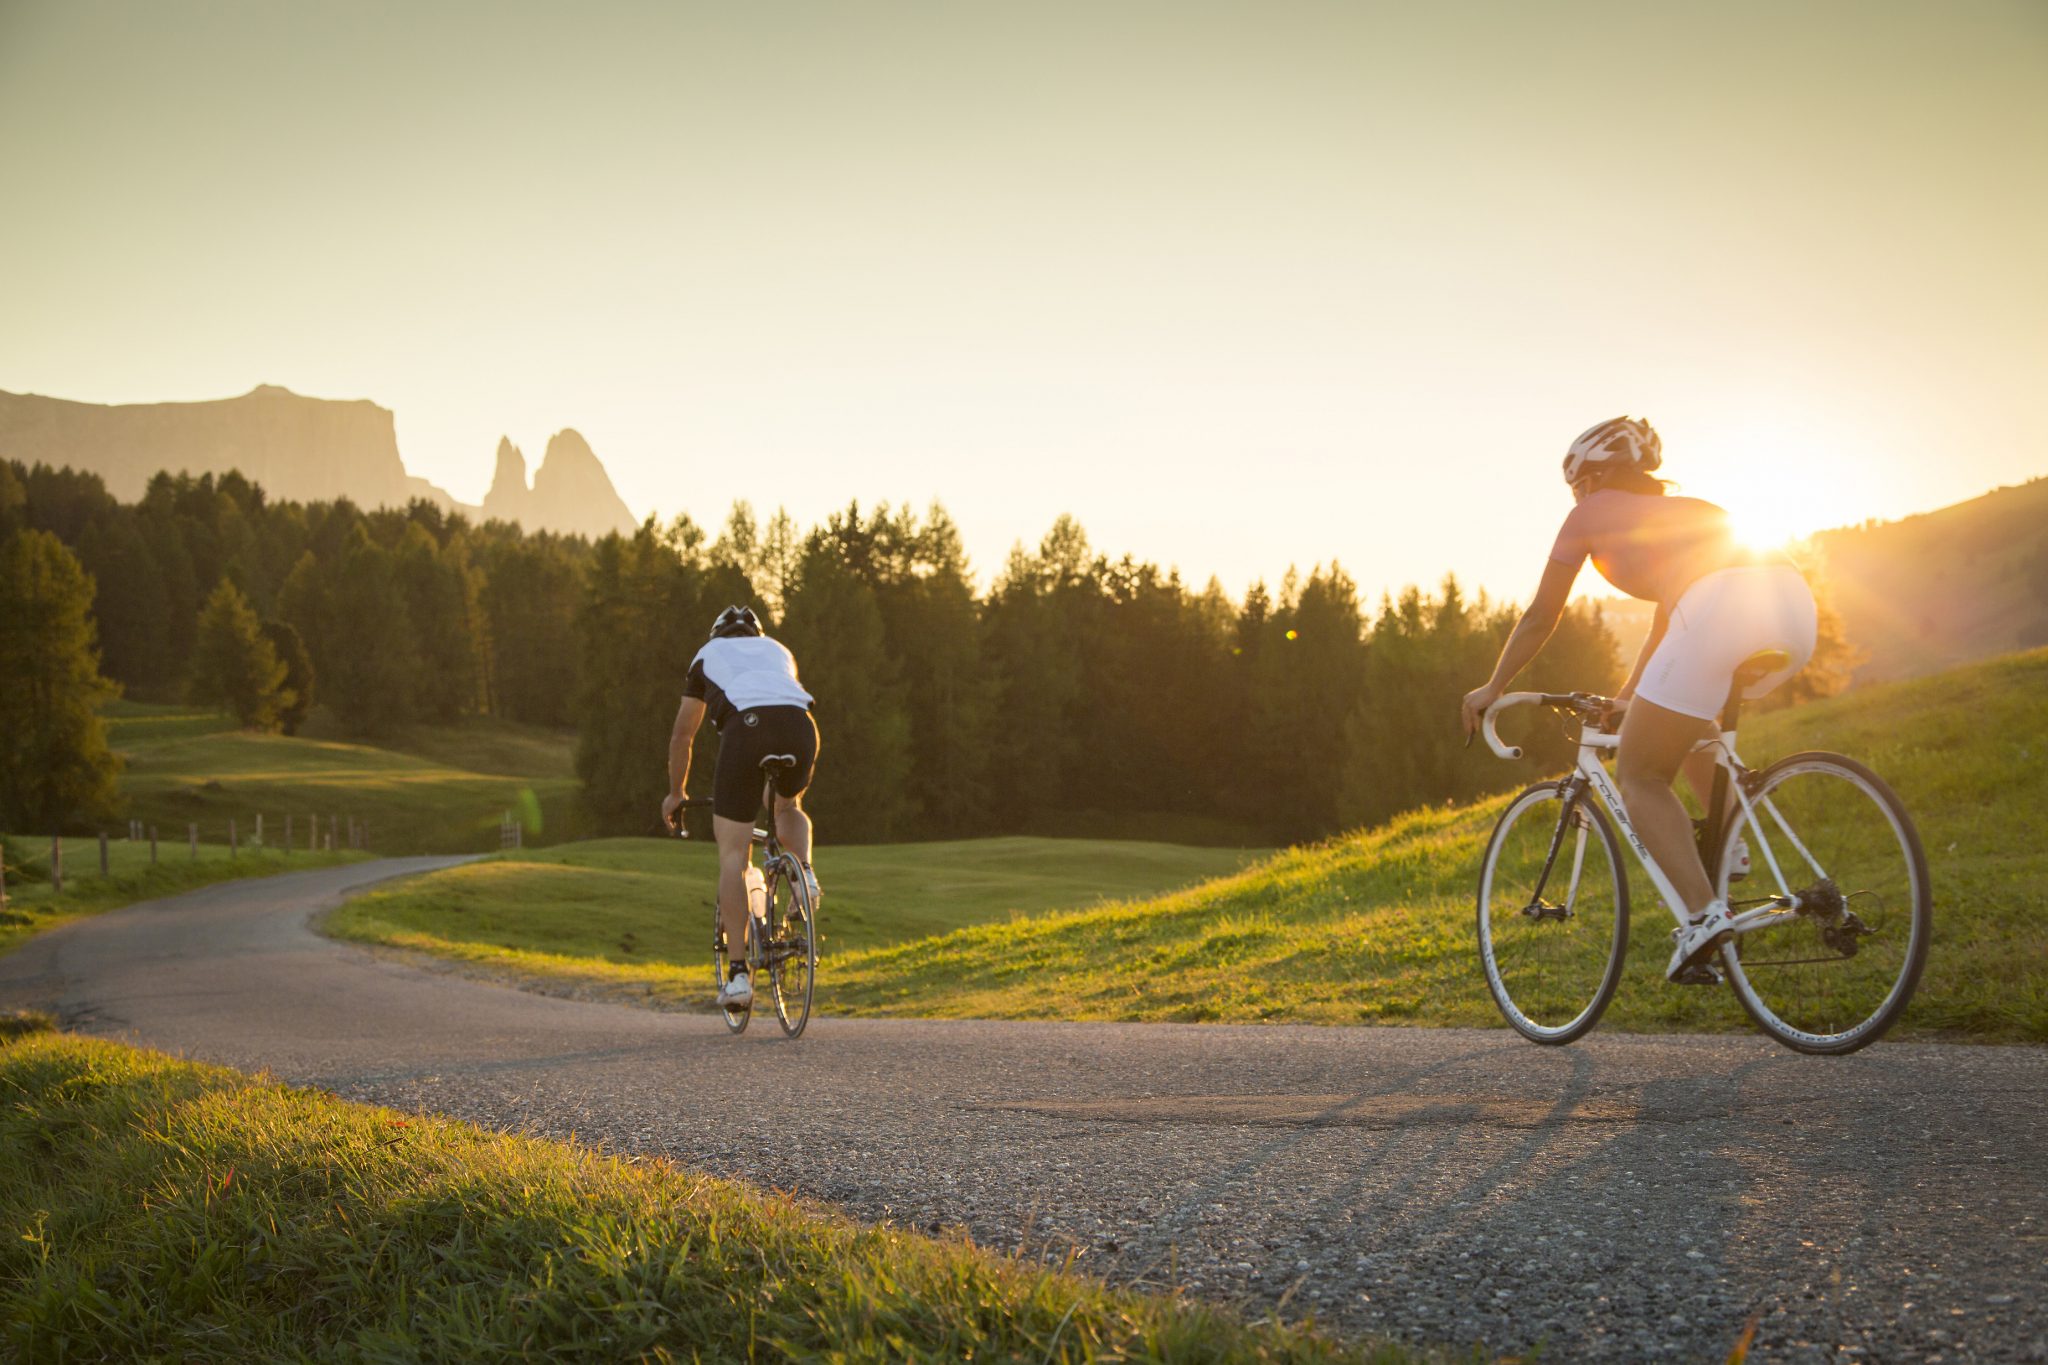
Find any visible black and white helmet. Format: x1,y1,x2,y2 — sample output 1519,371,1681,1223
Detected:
709,604,763,639
1562,416,1662,487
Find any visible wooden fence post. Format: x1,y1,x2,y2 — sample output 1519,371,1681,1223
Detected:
51,834,62,896
189,823,198,859
98,831,109,877
285,814,293,856
255,813,264,851
229,818,238,859
150,826,158,865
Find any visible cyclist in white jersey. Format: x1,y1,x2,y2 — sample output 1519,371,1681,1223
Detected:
661,605,820,1011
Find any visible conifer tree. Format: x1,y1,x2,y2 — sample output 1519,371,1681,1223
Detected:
0,531,123,831
261,619,316,735
190,579,290,729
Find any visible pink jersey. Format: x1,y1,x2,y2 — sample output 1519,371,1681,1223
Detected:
1548,490,1740,604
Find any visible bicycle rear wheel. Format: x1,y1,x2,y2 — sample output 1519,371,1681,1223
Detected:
767,858,817,1039
1477,781,1630,1044
1714,751,1931,1055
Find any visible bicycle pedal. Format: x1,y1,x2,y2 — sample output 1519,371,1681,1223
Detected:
1670,963,1722,986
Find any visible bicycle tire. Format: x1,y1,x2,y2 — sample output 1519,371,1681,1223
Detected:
767,857,817,1039
1714,750,1931,1055
1477,780,1630,1044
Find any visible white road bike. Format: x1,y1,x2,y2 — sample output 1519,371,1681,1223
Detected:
1474,650,1931,1055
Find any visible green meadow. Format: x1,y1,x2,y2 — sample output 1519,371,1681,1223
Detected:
326,836,1267,997
0,1023,1415,1363
106,701,583,857
826,649,2048,1041
334,650,2048,1042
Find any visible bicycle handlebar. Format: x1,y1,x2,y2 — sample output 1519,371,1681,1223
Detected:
665,798,716,838
1479,691,1615,760
1480,692,1543,760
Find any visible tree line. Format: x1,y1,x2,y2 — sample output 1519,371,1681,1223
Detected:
4,459,1682,845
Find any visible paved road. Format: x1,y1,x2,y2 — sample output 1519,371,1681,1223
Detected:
2,860,2042,1363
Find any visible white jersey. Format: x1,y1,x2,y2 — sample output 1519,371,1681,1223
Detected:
683,635,814,728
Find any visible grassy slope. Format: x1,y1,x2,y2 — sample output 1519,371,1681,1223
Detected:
106,701,583,856
0,834,366,958
0,1026,1412,1363
326,836,1267,996
826,649,2048,1041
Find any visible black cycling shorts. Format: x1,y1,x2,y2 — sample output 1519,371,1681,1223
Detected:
712,705,818,822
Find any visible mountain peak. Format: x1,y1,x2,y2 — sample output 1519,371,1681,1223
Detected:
531,429,634,538
482,437,529,519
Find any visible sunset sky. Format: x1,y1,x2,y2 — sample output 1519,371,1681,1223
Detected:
3,0,2043,603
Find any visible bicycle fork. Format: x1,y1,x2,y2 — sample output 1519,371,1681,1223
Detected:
1521,777,1594,923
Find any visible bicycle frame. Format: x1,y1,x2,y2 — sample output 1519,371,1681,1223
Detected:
1482,696,1811,942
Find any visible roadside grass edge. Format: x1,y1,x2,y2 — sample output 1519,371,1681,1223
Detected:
0,1029,1431,1363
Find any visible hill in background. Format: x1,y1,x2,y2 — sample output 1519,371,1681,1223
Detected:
1588,475,2048,686
1816,476,2048,684
0,385,635,539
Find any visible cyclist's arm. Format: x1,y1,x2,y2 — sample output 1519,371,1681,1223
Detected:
667,696,706,799
1482,557,1578,691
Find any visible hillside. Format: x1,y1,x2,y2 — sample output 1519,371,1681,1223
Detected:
825,648,2048,1042
1589,476,2048,684
0,385,635,538
105,704,581,856
1815,476,2048,683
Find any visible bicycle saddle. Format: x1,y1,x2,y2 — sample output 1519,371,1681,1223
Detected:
1734,649,1793,686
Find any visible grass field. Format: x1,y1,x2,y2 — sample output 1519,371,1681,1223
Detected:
326,836,1268,998
0,833,365,958
105,701,583,857
0,1023,1414,1363
321,650,2047,1040
824,649,2048,1041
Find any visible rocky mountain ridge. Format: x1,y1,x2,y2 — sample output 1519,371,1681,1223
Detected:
0,384,636,539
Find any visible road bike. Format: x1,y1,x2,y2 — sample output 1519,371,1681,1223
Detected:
1473,649,1931,1055
673,755,819,1039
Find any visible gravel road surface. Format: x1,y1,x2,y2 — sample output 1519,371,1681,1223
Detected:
2,859,2041,1362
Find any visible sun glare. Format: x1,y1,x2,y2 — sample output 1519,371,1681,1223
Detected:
1688,413,1870,554
1723,498,1810,553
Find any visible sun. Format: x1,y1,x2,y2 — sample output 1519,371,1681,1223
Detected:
1720,495,1813,554
1688,416,1863,553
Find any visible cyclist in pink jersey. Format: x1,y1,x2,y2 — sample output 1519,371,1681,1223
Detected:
1459,417,1818,981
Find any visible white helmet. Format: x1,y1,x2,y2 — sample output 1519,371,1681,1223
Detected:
1562,416,1662,486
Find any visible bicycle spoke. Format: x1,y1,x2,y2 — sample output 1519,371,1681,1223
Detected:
1719,754,1930,1054
1478,783,1627,1044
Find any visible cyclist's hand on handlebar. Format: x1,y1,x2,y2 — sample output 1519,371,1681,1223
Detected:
660,791,685,832
1461,683,1503,741
1599,693,1632,732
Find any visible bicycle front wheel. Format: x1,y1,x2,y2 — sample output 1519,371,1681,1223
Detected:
1477,781,1630,1044
1715,751,1931,1055
767,859,817,1039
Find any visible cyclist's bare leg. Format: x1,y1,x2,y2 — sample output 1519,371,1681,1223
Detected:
1617,698,1719,918
773,793,813,866
712,815,755,967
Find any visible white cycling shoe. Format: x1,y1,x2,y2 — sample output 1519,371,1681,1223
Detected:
799,864,822,909
718,970,754,1010
1666,901,1736,981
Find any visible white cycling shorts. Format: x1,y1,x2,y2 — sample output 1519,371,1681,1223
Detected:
1635,565,1818,721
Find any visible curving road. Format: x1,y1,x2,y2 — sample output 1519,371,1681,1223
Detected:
1,860,2042,1363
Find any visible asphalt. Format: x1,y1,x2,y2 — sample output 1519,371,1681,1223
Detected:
1,859,2042,1363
